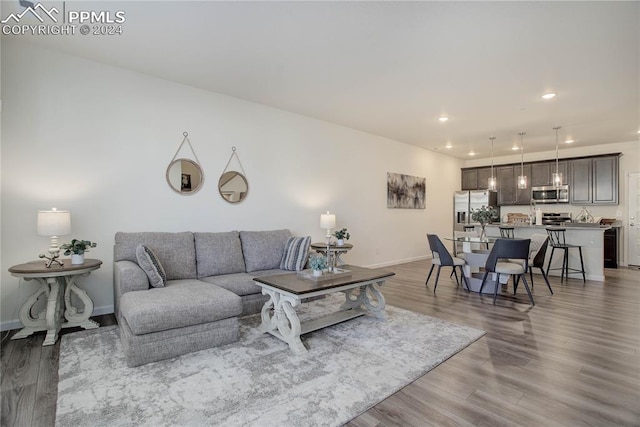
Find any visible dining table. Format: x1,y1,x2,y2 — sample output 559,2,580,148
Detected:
443,236,508,294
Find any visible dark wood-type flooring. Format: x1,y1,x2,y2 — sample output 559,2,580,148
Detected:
1,261,639,426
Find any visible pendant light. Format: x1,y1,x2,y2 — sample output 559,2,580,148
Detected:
552,126,563,188
488,136,497,191
517,132,528,190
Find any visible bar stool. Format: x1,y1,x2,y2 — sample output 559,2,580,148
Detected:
545,228,586,283
499,226,515,239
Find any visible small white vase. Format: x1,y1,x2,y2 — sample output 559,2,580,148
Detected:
337,239,344,246
71,254,85,265
312,269,323,277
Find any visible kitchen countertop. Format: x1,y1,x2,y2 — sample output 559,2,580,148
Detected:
486,223,614,230
481,223,612,281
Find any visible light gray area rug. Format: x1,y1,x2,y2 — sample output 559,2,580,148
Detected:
56,295,485,426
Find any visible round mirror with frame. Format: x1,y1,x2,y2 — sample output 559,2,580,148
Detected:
218,171,248,203
166,158,204,195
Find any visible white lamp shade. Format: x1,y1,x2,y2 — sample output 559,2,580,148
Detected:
37,209,71,236
320,212,336,229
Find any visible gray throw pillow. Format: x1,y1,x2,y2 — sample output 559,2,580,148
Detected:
136,245,167,288
280,236,311,271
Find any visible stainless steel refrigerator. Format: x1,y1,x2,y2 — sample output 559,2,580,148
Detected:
454,190,499,231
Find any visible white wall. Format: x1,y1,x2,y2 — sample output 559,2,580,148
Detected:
465,140,640,265
0,40,463,330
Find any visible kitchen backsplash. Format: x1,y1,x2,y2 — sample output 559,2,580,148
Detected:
498,204,623,223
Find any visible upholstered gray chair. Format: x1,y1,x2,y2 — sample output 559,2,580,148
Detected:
426,234,469,293
479,238,533,305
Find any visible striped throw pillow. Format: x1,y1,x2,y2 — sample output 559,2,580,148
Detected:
279,236,311,271
136,245,167,288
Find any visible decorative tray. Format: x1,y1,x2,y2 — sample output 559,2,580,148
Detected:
297,268,351,282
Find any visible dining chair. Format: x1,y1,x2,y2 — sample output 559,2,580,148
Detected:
426,234,469,293
527,234,553,294
479,238,534,305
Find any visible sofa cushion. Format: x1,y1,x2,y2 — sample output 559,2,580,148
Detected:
280,236,311,271
136,245,167,288
114,232,197,280
194,231,246,278
200,273,262,297
119,279,242,335
240,229,292,272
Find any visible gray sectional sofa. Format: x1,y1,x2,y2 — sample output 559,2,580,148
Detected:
113,229,300,367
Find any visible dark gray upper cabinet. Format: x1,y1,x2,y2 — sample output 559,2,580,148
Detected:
496,166,516,205
495,165,532,206
477,168,493,190
461,167,493,190
531,161,569,186
461,169,478,190
462,153,619,206
570,155,619,205
593,156,618,204
570,159,592,204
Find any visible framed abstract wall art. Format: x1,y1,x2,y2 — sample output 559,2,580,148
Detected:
387,172,425,209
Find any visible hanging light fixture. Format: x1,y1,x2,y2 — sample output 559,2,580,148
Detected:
488,136,497,191
517,132,528,190
552,126,563,188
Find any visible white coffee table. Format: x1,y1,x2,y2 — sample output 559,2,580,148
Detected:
253,265,395,354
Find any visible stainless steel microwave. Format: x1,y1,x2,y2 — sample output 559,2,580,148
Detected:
531,185,569,203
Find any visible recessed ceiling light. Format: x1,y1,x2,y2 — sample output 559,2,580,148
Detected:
542,92,556,100
468,151,475,156
438,116,449,122
445,142,452,149
512,146,520,151
565,139,574,144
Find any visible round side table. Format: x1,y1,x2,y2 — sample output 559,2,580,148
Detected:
9,259,102,346
310,242,353,266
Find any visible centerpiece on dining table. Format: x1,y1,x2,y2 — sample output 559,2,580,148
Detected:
470,205,498,240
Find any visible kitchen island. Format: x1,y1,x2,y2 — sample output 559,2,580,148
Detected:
485,224,610,282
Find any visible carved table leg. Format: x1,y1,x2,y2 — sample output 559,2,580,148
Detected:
258,288,306,353
63,273,99,330
11,278,50,340
43,278,63,346
341,282,387,320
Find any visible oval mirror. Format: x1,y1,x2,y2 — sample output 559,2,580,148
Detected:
218,171,249,203
166,158,204,195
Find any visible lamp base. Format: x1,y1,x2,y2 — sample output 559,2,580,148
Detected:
39,253,64,268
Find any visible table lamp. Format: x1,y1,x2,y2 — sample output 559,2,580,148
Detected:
320,211,335,245
37,208,71,267
320,211,336,271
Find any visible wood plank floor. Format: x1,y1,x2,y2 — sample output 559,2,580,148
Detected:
1,261,639,426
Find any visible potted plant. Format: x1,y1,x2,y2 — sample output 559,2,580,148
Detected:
60,239,97,265
308,254,327,276
333,228,350,246
470,206,497,240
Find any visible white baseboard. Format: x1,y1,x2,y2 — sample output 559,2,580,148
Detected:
0,320,23,332
93,305,115,317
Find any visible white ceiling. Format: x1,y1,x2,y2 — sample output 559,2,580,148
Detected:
4,1,639,159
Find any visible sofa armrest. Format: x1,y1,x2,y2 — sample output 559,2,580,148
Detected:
114,260,149,318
